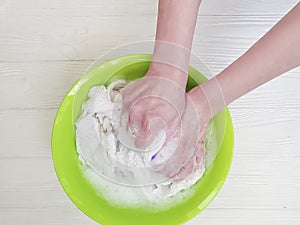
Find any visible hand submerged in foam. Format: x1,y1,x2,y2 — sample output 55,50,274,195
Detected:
121,71,213,182
151,90,211,182
120,72,186,149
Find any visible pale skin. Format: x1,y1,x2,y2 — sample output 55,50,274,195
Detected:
190,2,300,119
122,1,300,180
121,0,201,148
147,0,202,87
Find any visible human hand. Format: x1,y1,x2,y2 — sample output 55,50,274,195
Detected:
119,67,187,148
152,88,212,182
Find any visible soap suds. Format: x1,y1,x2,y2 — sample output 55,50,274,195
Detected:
75,80,217,209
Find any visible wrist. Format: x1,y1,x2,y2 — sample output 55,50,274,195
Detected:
145,40,191,89
188,77,227,120
188,86,212,122
146,62,188,89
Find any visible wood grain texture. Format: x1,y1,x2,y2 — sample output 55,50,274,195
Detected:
0,0,300,224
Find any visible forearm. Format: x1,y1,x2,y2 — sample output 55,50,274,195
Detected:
147,0,202,87
216,3,300,105
155,0,201,49
190,3,300,117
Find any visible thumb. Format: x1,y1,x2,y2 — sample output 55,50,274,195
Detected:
127,112,151,148
134,125,152,148
134,116,164,149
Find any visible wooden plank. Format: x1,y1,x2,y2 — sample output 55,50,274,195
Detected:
1,156,299,208
0,98,300,157
0,4,297,62
2,0,298,16
187,208,300,225
0,61,299,110
0,207,97,225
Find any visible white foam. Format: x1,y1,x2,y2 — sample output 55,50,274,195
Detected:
75,80,217,209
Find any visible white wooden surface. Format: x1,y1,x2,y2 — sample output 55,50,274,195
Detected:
1,0,300,224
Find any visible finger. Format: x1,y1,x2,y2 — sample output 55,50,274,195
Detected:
135,115,164,148
171,153,200,182
135,129,151,148
195,137,206,164
154,131,199,179
128,104,143,134
171,165,193,182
